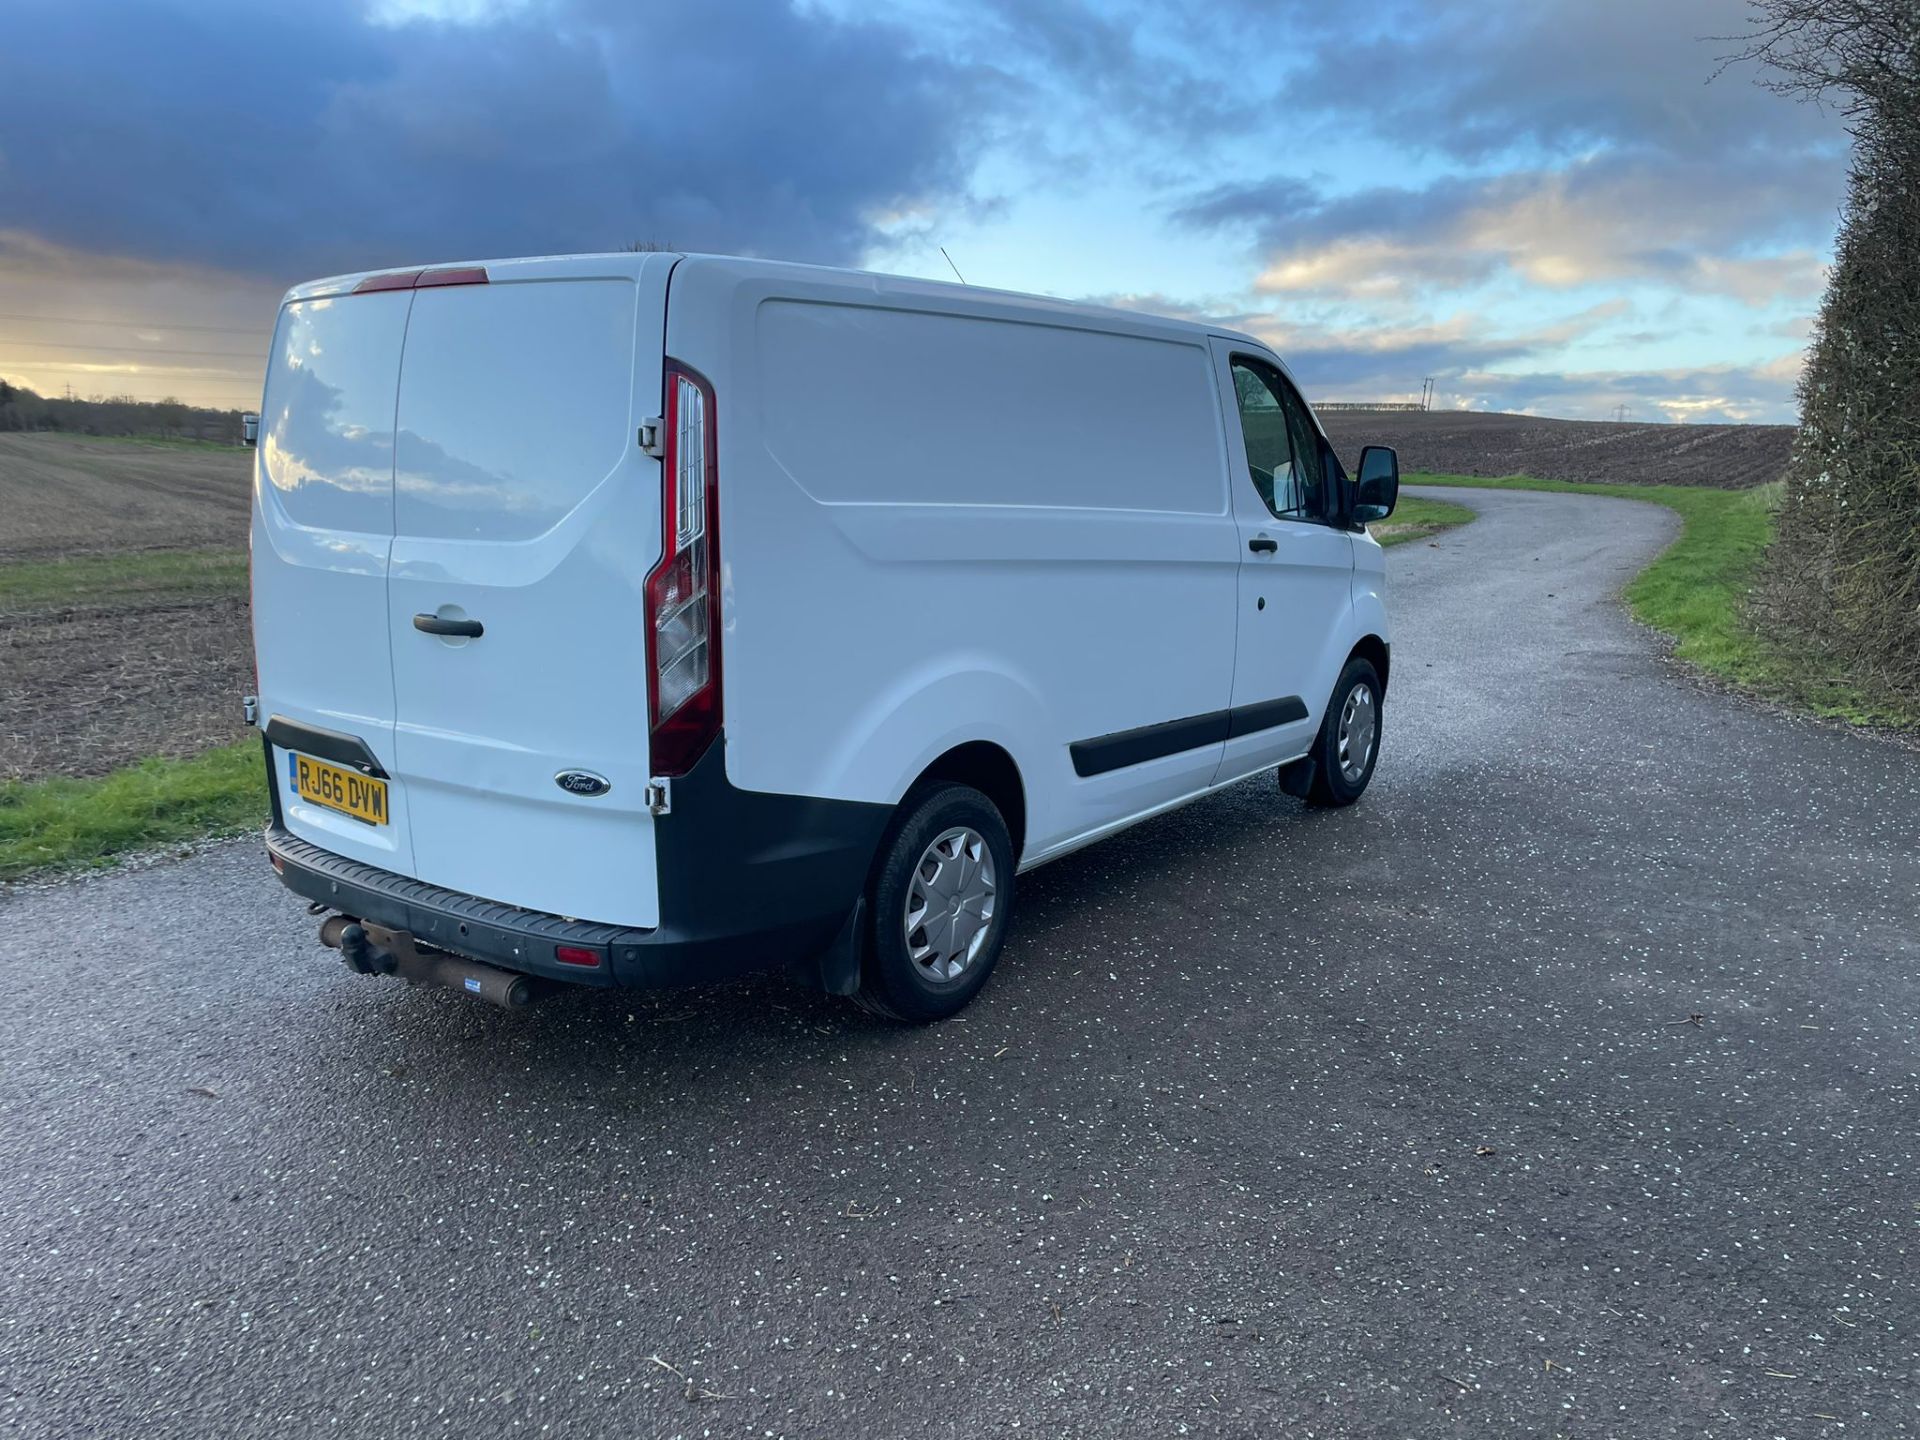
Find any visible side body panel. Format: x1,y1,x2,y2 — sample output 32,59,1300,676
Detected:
662,259,1243,863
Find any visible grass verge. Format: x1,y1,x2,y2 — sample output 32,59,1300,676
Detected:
1371,494,1477,547
1408,473,1918,730
0,547,247,614
0,740,264,883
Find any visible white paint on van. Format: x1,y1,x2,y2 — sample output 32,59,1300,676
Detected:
254,251,1390,933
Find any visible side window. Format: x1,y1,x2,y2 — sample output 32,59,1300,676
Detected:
1230,358,1327,522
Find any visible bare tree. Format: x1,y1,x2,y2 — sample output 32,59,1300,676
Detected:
1727,2,1917,114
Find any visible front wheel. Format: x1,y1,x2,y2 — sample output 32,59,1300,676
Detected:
1304,657,1383,807
854,783,1016,1022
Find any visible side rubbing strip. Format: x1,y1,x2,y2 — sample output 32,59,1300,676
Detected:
1070,696,1309,778
1070,711,1229,778
1227,695,1308,737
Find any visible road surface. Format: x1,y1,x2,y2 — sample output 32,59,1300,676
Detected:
3,486,1916,1437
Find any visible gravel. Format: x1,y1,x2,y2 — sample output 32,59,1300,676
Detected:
1,485,1915,1438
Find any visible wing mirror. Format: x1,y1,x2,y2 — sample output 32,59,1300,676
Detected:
1353,445,1399,524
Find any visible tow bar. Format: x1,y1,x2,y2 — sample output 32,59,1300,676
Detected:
317,914,534,1008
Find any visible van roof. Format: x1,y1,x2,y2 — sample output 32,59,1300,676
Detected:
280,251,1269,353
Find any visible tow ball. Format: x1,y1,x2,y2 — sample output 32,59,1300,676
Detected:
316,915,534,1008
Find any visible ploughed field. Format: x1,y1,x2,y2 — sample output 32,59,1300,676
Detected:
0,409,1787,783
0,434,251,780
0,432,250,560
1319,407,1792,489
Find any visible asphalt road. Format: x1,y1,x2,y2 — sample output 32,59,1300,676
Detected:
3,486,1917,1438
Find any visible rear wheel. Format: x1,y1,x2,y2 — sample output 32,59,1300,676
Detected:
855,783,1015,1022
1304,657,1383,807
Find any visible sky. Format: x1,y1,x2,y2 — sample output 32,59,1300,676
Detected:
0,0,1849,421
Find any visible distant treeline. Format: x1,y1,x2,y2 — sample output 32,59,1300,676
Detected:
0,380,247,444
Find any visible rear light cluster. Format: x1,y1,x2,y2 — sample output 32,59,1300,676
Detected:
643,363,722,776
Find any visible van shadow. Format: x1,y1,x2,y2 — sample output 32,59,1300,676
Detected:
314,772,1355,1102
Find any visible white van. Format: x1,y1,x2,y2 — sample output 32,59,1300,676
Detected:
250,252,1399,1020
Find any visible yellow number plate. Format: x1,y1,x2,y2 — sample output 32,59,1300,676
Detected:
290,752,389,826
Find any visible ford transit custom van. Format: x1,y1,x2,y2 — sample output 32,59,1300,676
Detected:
250,252,1399,1020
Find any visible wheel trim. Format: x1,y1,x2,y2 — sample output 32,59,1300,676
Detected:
1336,684,1376,784
904,826,997,982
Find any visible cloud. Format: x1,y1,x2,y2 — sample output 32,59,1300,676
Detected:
1170,179,1322,231
0,231,281,407
1178,152,1836,305
1443,357,1805,424
0,0,985,280
1090,291,1623,390
966,0,1243,142
1277,0,1844,162
1085,288,1799,419
1239,308,1635,400
1152,0,1842,421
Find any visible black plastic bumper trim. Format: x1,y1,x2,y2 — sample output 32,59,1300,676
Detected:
264,714,388,779
266,825,634,986
264,737,894,992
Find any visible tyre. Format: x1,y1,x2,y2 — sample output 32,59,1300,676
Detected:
855,783,1016,1022
1304,657,1383,807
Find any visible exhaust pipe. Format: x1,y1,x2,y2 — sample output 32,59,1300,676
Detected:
318,916,534,1009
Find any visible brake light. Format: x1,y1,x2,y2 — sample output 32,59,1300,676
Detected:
643,362,722,776
414,266,488,288
350,266,487,294
351,270,421,293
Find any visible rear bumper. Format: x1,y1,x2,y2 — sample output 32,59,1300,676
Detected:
264,736,893,991
268,825,635,986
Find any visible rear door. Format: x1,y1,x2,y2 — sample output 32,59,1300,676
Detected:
385,256,671,927
253,289,417,872
1209,341,1355,782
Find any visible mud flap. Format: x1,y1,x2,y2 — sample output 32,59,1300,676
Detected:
1277,755,1317,799
810,896,867,996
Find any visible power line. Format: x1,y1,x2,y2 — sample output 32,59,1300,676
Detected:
0,342,264,360
0,310,266,336
0,367,259,400
7,395,260,410
1,361,254,379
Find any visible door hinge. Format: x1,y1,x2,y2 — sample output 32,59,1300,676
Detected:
242,694,259,726
639,417,666,458
644,778,672,816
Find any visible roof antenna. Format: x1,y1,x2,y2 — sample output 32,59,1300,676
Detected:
940,246,967,285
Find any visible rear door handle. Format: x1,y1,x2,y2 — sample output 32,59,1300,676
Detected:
413,613,483,638
1248,536,1278,554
